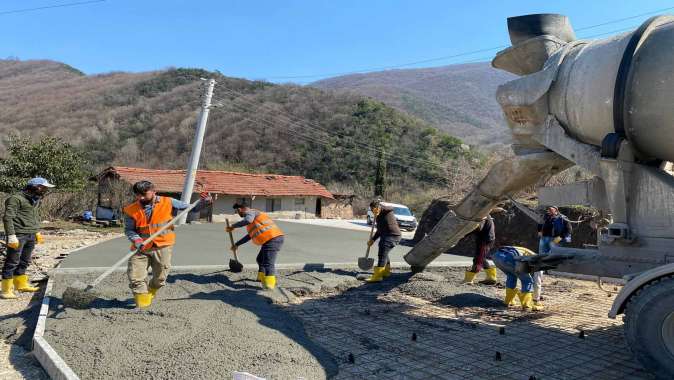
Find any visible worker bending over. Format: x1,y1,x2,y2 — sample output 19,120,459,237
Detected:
124,180,211,308
492,246,543,311
1,178,54,299
463,215,497,285
366,200,402,283
227,202,284,289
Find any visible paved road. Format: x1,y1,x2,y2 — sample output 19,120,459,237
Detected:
60,221,471,268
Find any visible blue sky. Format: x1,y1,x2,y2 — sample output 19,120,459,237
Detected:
1,0,673,83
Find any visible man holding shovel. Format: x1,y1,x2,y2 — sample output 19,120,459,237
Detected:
124,180,211,308
226,202,284,290
365,200,401,283
1,177,54,300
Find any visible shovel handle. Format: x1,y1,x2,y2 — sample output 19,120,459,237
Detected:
89,199,201,288
365,220,376,258
225,219,240,262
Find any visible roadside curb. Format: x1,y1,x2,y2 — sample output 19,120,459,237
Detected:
32,275,80,380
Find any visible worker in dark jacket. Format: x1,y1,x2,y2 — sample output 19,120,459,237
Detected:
365,200,402,283
463,215,497,285
534,205,572,307
2,177,54,299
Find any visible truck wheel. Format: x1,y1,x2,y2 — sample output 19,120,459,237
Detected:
624,275,674,379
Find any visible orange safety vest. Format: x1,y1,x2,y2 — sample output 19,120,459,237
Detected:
246,211,284,245
123,196,176,248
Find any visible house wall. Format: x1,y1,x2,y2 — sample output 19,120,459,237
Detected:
190,194,321,218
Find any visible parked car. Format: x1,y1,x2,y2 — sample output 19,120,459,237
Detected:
367,202,418,231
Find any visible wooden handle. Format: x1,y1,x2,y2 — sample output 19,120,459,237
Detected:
365,220,376,258
89,199,201,288
226,219,239,262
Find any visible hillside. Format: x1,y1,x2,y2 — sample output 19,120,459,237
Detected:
0,59,481,196
311,62,515,146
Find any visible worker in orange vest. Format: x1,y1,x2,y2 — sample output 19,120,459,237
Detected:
226,202,284,289
123,180,211,308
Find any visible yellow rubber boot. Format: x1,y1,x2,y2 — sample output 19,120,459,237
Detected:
462,271,477,284
383,263,392,278
257,272,265,282
519,291,543,311
263,275,277,290
365,267,385,283
148,287,159,300
504,288,518,307
479,268,498,285
1,279,17,299
134,293,152,309
533,299,545,310
13,275,38,292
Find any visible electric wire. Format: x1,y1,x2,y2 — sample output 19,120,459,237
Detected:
262,5,674,81
0,0,105,16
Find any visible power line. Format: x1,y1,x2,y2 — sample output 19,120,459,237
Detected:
0,0,106,16
212,86,457,170
574,5,674,31
209,93,457,182
260,5,674,82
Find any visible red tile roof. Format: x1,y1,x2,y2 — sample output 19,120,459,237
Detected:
99,167,334,199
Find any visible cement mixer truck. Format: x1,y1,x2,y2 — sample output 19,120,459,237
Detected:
404,14,674,378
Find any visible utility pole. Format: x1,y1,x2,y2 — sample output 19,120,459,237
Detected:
374,149,387,199
178,78,216,224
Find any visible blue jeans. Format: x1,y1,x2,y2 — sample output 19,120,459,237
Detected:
493,249,533,293
539,236,557,254
377,236,401,267
257,236,283,276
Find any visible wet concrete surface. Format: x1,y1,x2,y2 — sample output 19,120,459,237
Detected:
58,221,470,268
46,269,360,380
43,265,654,379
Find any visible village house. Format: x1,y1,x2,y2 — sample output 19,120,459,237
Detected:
94,166,343,221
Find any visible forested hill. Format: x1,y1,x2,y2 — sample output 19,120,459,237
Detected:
311,62,515,147
0,59,481,191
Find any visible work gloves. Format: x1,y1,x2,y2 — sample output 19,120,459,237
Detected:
367,239,375,247
230,245,238,252
133,238,151,252
552,236,562,244
35,232,44,244
7,235,19,249
226,226,235,233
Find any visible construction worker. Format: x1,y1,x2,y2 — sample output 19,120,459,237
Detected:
365,200,402,282
124,180,211,308
226,202,284,289
492,246,543,311
463,214,497,285
1,177,54,299
536,205,572,304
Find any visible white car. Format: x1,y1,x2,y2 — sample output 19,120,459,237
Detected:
367,202,418,231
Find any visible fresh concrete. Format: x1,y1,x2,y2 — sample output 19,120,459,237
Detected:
59,221,470,269
45,269,355,380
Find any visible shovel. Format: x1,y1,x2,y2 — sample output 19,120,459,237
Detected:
358,220,376,270
62,200,201,309
226,219,243,273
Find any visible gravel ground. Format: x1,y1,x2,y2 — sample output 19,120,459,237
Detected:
0,228,120,379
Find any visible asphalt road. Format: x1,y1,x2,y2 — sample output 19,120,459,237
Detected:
60,221,471,268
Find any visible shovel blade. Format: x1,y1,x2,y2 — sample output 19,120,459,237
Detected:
229,259,244,273
358,257,375,271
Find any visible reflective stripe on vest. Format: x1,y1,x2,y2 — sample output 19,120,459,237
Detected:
123,196,176,248
245,211,284,245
